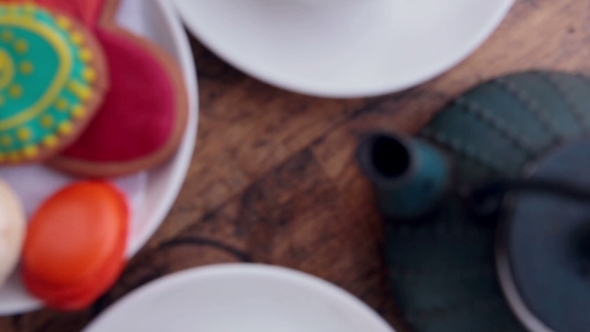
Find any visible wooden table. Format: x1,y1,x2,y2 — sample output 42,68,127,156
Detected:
1,0,587,330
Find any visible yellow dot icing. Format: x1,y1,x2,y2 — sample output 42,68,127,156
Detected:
43,135,58,148
14,39,28,54
23,145,38,158
40,115,54,128
70,31,83,45
71,105,85,119
19,61,33,75
58,122,73,135
79,48,93,62
55,98,68,111
17,127,31,141
56,16,71,30
9,84,22,98
82,68,96,83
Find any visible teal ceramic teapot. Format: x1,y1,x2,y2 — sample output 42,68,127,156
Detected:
357,71,590,332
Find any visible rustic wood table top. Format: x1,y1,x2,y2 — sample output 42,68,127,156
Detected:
1,0,587,330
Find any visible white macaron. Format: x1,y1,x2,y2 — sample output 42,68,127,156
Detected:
0,179,25,288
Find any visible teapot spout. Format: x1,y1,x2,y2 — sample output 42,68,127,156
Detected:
356,132,450,221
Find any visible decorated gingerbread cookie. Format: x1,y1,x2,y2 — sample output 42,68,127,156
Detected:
0,3,107,164
45,0,189,178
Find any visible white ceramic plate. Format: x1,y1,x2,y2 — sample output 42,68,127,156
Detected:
172,0,513,98
83,264,395,332
0,0,198,315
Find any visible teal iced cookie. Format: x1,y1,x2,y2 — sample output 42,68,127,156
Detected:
0,3,107,164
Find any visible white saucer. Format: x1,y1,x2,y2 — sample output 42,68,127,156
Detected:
172,0,513,98
83,264,395,332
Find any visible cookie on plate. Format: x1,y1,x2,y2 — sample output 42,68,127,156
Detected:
0,178,25,288
48,0,189,178
0,3,108,164
22,181,129,310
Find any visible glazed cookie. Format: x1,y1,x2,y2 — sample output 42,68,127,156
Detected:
47,0,189,178
0,3,107,164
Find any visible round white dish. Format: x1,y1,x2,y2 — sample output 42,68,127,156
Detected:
83,264,395,332
0,0,198,315
172,0,514,98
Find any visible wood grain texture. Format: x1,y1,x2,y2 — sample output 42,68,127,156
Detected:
1,0,588,330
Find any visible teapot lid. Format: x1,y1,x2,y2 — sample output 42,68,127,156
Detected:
498,140,590,332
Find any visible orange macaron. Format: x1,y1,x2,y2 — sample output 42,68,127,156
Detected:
22,181,128,311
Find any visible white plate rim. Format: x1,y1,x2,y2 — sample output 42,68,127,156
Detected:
83,263,396,332
126,0,199,257
171,0,514,98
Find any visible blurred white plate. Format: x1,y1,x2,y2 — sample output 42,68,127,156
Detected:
0,0,198,315
172,0,513,98
83,264,395,332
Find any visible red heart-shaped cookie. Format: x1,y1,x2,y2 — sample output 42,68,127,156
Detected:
45,0,189,178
